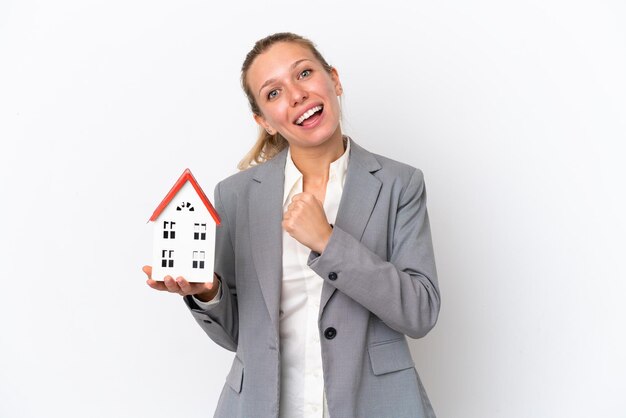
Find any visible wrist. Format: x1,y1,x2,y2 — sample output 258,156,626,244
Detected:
195,281,219,302
316,224,333,254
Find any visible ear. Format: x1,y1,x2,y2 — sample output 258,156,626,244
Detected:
253,113,276,135
330,67,343,96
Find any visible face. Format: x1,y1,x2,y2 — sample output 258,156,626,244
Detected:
247,42,343,149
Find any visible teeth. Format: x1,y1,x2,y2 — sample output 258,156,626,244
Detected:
295,105,322,125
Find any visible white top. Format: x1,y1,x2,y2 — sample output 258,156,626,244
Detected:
195,138,350,418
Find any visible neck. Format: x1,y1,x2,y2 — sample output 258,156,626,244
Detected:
289,128,345,181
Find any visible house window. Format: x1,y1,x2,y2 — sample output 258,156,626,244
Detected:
192,251,205,269
194,223,207,240
176,201,195,211
163,221,176,239
161,250,174,268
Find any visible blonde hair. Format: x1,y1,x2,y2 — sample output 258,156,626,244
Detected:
238,32,334,170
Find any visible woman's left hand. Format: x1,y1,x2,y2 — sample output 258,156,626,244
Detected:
282,192,333,253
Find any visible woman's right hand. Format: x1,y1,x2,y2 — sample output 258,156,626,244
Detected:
143,265,220,302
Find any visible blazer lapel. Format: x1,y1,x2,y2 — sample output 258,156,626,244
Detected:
248,148,288,338
319,139,382,314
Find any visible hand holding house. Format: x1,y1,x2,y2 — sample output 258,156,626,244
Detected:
148,169,220,283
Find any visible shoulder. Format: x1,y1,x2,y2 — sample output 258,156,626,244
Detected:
216,144,287,192
375,153,425,205
373,152,423,183
216,165,259,191
213,152,286,213
351,140,424,191
213,164,259,210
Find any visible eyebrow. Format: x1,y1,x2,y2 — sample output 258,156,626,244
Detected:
258,58,313,97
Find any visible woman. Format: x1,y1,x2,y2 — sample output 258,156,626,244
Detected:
144,32,440,418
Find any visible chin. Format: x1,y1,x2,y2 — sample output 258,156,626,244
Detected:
299,124,341,146
294,132,336,149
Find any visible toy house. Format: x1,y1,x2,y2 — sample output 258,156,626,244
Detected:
149,169,220,283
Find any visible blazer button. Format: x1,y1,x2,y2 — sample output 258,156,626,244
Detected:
324,327,337,340
328,272,338,281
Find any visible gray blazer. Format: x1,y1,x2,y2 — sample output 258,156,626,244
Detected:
184,137,440,418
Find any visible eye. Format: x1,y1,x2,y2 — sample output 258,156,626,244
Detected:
267,89,279,100
299,69,312,78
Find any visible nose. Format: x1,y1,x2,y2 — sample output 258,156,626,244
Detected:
290,84,308,107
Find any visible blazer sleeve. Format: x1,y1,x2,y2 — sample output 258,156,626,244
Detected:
307,168,440,339
183,181,239,351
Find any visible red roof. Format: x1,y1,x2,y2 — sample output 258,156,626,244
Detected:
149,168,221,225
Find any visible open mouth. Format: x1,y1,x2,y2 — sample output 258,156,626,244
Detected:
294,105,324,126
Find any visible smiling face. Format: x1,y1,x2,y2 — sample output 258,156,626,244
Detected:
246,41,343,149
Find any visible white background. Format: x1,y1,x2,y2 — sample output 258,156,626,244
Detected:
1,1,625,417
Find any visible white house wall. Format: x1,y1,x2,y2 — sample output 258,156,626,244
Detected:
151,182,216,283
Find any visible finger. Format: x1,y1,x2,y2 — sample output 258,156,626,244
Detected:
292,194,312,206
287,200,303,213
282,219,294,233
142,265,153,279
298,192,315,203
175,277,192,295
285,205,303,219
146,278,168,291
163,276,180,293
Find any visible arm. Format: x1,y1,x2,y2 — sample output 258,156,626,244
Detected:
307,169,440,338
183,181,239,351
